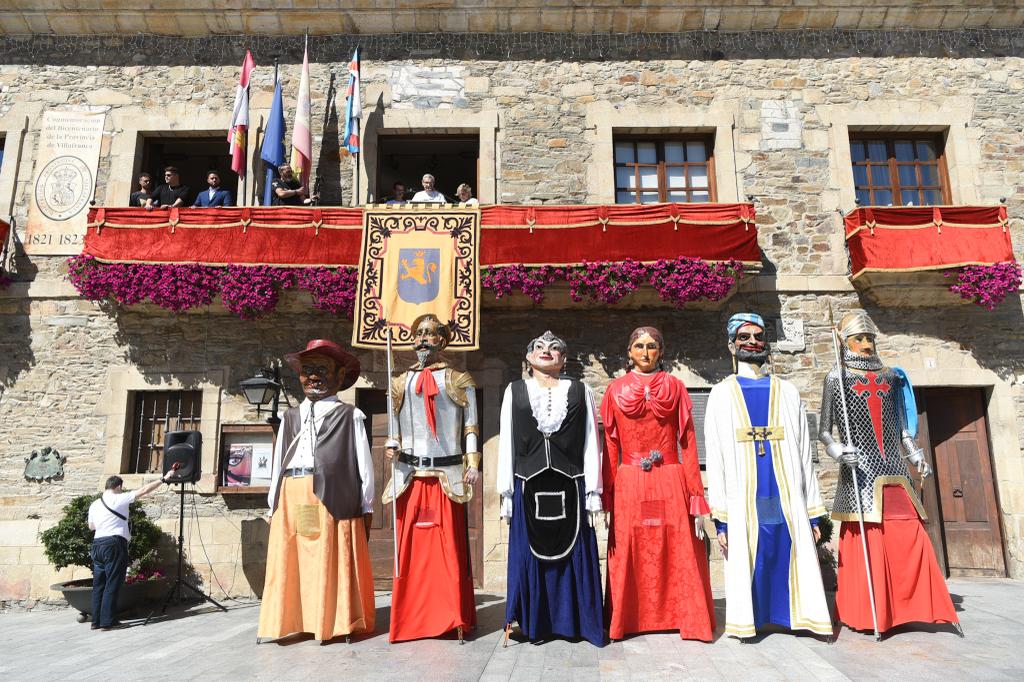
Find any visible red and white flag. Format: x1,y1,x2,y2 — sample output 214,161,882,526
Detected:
228,50,255,178
290,40,312,191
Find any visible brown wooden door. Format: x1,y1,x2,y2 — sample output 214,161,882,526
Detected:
357,387,484,590
920,387,1006,577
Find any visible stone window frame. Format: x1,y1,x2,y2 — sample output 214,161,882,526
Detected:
0,104,36,228
108,106,249,208
612,134,717,204
99,366,224,493
358,88,499,205
819,99,980,211
586,102,741,205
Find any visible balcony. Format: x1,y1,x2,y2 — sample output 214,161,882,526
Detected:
845,206,1018,307
81,203,761,313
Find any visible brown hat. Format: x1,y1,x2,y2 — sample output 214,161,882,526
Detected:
284,339,361,390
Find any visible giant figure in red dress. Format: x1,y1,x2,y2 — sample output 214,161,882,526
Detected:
600,326,716,641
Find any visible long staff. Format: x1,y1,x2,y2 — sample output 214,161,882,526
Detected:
829,309,881,641
385,324,399,578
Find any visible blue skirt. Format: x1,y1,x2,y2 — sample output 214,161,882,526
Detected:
506,477,605,647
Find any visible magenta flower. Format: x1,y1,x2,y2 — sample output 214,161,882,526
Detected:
946,262,1022,310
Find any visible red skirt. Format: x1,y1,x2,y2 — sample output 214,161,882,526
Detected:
837,485,958,632
605,464,715,641
389,478,476,643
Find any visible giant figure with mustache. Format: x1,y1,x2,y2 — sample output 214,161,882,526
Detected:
258,339,376,644
383,313,479,643
705,313,833,641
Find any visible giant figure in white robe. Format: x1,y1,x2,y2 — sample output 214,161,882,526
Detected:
705,313,832,640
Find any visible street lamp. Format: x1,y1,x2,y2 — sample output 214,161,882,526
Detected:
240,363,289,427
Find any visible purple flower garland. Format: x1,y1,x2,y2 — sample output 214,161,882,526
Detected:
66,255,744,318
482,257,744,306
67,255,357,320
946,262,1022,310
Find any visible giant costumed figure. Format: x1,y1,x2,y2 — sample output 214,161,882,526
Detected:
258,339,376,644
383,314,479,643
600,326,715,641
705,313,833,640
819,310,959,638
498,331,605,647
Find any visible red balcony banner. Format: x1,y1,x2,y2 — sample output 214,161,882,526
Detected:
0,218,9,251
83,203,760,268
845,206,1016,279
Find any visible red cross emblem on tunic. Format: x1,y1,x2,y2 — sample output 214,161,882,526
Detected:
851,371,891,459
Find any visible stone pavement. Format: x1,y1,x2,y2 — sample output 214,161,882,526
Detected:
1,578,1021,681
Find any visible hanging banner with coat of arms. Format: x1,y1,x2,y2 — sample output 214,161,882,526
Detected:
351,206,480,351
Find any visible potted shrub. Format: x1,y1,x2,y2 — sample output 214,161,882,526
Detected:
816,514,838,591
40,493,167,622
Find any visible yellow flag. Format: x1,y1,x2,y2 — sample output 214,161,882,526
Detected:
352,205,480,350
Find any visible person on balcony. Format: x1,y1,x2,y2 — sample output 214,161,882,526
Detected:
705,312,833,641
456,183,478,206
411,174,446,203
258,339,376,645
192,170,234,207
384,314,479,643
129,172,157,210
601,326,715,642
271,163,318,206
152,166,190,209
499,331,605,647
818,311,959,637
385,181,407,205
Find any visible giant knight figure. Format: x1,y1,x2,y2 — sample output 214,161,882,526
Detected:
384,313,479,643
818,311,959,636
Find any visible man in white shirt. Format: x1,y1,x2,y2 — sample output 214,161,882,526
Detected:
257,339,376,644
87,474,168,630
411,173,446,203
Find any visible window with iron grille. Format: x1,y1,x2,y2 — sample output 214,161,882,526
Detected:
126,390,202,474
850,134,950,207
613,136,715,204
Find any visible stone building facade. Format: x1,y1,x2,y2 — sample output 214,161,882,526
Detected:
2,6,1024,604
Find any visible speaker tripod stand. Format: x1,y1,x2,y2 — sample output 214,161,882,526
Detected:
145,482,226,625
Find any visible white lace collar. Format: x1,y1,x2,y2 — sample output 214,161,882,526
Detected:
525,377,570,434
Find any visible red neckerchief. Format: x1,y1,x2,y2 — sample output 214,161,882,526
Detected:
415,368,440,438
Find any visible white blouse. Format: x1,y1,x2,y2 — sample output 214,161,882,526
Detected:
267,397,375,515
497,378,602,519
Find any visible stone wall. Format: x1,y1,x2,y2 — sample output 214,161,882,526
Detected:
2,34,1024,603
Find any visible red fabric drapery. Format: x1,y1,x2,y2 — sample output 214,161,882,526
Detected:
82,203,760,267
0,218,10,250
845,206,1015,279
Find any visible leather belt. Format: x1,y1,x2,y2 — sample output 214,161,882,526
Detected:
283,467,315,478
398,452,463,469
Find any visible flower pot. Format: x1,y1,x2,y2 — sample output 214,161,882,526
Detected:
53,577,168,623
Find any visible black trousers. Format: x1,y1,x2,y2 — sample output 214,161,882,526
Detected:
91,536,129,627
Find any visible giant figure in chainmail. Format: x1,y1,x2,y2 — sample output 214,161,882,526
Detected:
818,311,959,636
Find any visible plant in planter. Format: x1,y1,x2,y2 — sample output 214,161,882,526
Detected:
815,514,838,591
40,493,165,621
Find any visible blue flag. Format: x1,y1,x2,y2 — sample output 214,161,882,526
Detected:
260,77,286,206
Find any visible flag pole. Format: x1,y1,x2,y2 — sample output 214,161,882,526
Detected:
385,324,399,578
252,114,263,206
241,90,249,207
828,304,881,642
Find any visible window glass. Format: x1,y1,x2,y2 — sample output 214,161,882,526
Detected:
666,167,686,189
850,141,866,163
894,140,915,162
870,164,891,186
691,191,710,202
685,140,707,162
615,167,636,189
639,167,659,190
664,141,685,163
867,140,888,162
639,192,660,204
873,189,893,205
916,140,938,160
900,190,919,206
636,142,657,164
614,142,635,163
897,165,918,187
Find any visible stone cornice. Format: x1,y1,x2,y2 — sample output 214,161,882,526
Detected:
1,3,1023,37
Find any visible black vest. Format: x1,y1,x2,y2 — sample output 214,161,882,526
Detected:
273,401,363,520
511,378,587,479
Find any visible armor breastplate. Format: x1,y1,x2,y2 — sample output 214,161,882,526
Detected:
397,370,466,460
823,365,916,520
510,379,587,480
